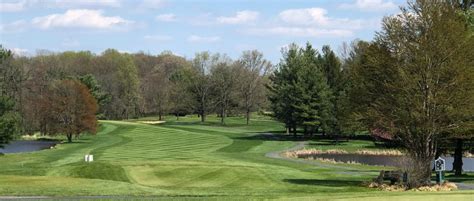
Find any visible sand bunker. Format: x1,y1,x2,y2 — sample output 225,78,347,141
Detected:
139,121,166,125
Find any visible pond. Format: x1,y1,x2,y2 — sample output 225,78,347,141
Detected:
0,140,58,154
302,153,474,171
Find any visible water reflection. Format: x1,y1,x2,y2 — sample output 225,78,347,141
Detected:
0,140,58,154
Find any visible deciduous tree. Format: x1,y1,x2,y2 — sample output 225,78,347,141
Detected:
236,50,272,125
211,57,237,124
40,79,98,143
363,0,474,187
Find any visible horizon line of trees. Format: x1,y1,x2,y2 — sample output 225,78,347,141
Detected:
0,47,274,140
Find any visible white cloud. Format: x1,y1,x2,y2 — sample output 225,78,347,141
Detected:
278,7,364,29
339,0,397,11
279,8,329,26
0,0,121,12
187,35,221,43
0,20,28,33
217,10,259,25
155,14,177,22
48,0,121,8
31,9,133,30
118,49,132,54
0,0,26,12
246,7,369,38
11,48,29,57
138,0,166,10
144,34,173,41
244,27,353,38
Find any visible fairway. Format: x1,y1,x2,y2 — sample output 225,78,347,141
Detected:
0,116,472,200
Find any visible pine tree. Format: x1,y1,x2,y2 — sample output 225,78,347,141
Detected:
297,43,333,137
268,44,300,135
320,45,342,136
268,43,333,137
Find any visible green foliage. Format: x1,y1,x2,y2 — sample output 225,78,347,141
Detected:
320,45,346,136
0,46,18,148
321,45,342,91
78,74,111,118
0,96,18,148
268,44,301,130
100,49,140,119
268,43,333,135
350,0,474,186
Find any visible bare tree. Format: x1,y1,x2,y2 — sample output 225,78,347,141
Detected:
211,57,237,124
237,50,272,125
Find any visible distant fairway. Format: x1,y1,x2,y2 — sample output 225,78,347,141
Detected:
0,116,472,200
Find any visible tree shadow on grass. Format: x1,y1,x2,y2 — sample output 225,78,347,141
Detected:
64,141,89,144
233,133,308,142
283,179,363,187
162,120,248,128
308,140,349,146
444,174,474,183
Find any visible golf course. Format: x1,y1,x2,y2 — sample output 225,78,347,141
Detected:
0,115,472,200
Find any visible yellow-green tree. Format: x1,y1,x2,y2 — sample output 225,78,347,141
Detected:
365,0,474,187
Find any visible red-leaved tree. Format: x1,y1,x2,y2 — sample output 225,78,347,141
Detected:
40,79,98,142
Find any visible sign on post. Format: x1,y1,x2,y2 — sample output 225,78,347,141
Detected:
434,157,445,171
434,157,445,184
84,154,94,162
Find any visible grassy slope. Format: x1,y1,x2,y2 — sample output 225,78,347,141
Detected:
0,115,472,200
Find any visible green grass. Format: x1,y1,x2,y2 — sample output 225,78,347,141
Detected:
305,139,398,153
445,173,474,184
0,115,472,199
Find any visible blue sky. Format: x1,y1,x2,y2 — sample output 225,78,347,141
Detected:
0,0,405,63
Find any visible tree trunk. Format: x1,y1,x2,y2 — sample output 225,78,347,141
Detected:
246,109,250,125
221,107,225,124
66,133,73,143
407,155,433,188
201,111,205,122
200,96,206,122
293,125,297,138
453,139,464,176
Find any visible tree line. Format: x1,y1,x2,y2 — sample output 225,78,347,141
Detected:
0,48,273,142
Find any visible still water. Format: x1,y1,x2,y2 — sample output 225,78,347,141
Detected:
0,140,58,154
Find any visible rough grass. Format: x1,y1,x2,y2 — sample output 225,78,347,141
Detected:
0,115,472,199
64,162,130,182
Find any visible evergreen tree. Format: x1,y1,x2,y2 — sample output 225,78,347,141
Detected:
268,44,301,135
320,45,343,136
297,43,333,137
268,43,333,137
78,74,110,119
